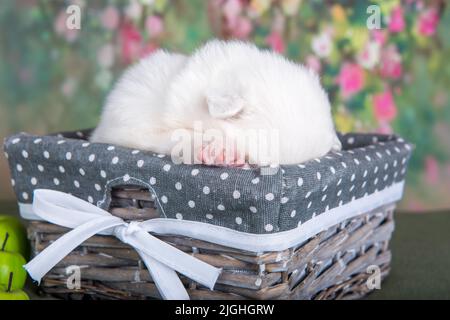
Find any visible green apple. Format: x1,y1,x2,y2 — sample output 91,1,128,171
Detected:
0,289,29,300
0,276,29,300
0,215,29,258
0,251,27,291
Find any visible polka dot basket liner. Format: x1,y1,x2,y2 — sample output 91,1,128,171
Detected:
4,130,413,299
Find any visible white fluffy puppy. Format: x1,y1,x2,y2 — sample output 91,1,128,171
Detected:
90,50,188,154
91,40,341,166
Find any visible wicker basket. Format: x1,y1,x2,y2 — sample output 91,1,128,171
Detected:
5,130,412,300
27,186,394,300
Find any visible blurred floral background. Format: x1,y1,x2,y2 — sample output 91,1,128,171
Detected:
1,0,449,211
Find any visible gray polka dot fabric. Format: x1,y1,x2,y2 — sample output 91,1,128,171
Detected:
3,130,413,234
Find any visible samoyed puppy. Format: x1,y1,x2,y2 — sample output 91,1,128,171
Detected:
90,40,341,166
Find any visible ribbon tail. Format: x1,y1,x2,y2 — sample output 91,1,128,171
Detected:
25,216,123,283
136,249,189,300
128,230,222,291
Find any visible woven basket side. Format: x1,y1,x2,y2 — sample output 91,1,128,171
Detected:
27,187,395,300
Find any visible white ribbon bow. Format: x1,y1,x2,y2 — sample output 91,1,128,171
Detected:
24,189,222,300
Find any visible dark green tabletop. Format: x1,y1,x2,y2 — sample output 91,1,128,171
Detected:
1,201,449,300
368,210,450,300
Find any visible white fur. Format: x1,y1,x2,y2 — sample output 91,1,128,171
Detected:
90,50,187,154
91,40,341,165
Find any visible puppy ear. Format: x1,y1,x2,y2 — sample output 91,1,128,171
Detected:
206,89,245,119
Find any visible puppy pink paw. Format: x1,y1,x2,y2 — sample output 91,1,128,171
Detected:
197,142,245,167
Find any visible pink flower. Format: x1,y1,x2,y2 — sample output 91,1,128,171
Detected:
223,0,242,28
266,31,285,53
376,123,393,134
222,0,252,39
305,55,321,74
120,21,142,64
101,6,120,30
379,45,402,79
418,8,440,36
311,32,332,58
388,6,405,33
145,15,164,38
373,89,397,123
54,10,79,42
230,16,252,39
371,30,387,46
415,0,425,11
424,156,439,185
357,42,380,70
337,63,365,98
